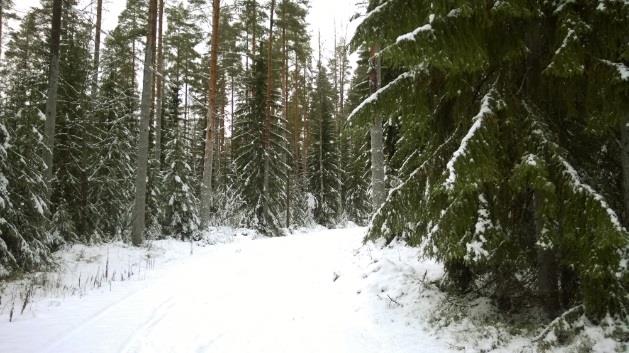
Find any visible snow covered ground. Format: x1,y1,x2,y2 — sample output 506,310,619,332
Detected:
0,226,453,353
0,226,625,353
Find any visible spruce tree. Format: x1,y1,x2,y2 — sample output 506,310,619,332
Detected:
308,61,340,226
234,46,288,236
91,25,138,239
161,84,199,238
353,0,629,319
0,8,56,273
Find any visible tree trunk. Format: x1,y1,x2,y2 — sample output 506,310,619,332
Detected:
262,0,276,228
251,0,257,57
338,40,347,216
154,0,164,164
79,0,103,235
44,0,63,199
131,0,158,246
369,45,386,210
621,118,629,227
533,191,560,317
302,64,310,182
1,1,4,60
217,88,225,185
201,0,221,227
91,0,103,98
282,4,290,228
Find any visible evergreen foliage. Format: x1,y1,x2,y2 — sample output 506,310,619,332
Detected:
352,0,629,319
233,48,288,236
161,84,199,239
308,62,340,226
0,6,56,274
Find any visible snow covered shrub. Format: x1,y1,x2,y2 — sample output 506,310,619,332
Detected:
204,184,249,228
353,0,629,320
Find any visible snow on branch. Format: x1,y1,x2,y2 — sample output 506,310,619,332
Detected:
527,108,626,233
558,155,625,232
599,59,629,81
444,88,499,190
352,0,392,30
348,71,415,121
396,24,432,44
370,131,458,229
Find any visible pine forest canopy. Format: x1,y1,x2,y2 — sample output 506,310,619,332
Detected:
0,0,627,335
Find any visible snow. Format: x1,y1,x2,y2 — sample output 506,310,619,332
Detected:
0,226,626,352
600,59,629,81
0,227,453,353
444,89,497,190
348,71,415,121
465,195,491,262
559,155,625,232
396,24,432,44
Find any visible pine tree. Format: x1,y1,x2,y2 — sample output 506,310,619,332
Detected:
117,0,148,88
201,0,222,227
353,0,629,319
131,0,158,246
276,0,310,228
43,0,62,198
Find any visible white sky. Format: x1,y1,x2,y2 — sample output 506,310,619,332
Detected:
12,0,361,63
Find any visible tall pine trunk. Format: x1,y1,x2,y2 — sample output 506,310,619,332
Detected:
0,1,4,60
369,45,386,209
262,0,276,228
281,3,290,228
201,0,221,227
44,0,63,199
621,118,629,227
131,0,158,246
79,0,104,235
154,0,164,164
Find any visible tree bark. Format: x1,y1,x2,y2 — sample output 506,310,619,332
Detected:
533,192,560,317
262,0,276,227
282,2,290,228
201,0,221,227
131,0,158,246
251,0,257,58
621,118,629,227
91,0,102,98
369,45,386,210
154,0,164,164
44,0,63,199
0,1,4,60
79,0,103,235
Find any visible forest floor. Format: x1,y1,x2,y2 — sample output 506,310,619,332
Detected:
0,226,623,353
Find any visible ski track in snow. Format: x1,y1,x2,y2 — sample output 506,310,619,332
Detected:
0,227,451,353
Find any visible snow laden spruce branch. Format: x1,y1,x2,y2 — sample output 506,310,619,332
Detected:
348,70,419,123
525,102,626,234
444,85,503,191
367,131,459,243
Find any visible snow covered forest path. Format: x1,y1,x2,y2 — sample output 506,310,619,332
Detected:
0,227,450,353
